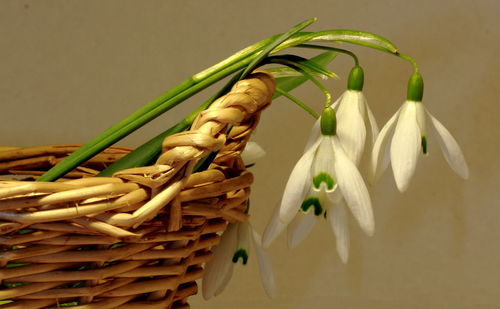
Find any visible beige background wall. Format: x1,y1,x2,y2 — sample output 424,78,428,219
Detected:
1,1,498,308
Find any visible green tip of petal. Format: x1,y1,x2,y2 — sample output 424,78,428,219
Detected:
301,197,324,216
421,136,427,154
232,249,249,265
320,107,336,136
347,65,364,91
313,172,335,190
407,72,424,102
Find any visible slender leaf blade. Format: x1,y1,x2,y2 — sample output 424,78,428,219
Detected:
265,54,337,78
239,17,317,80
273,51,337,99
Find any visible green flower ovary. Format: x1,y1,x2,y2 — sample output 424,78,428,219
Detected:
347,65,364,91
320,107,337,136
232,249,248,265
313,172,335,190
301,197,324,216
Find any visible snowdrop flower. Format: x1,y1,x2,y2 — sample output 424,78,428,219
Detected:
306,66,378,168
202,141,275,299
262,107,374,262
371,72,469,192
334,65,379,166
202,221,276,299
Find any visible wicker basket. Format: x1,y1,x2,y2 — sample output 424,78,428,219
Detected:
0,71,275,308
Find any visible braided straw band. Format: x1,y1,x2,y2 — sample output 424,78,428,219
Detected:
0,71,275,308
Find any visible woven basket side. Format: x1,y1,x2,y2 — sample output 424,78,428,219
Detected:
0,71,275,308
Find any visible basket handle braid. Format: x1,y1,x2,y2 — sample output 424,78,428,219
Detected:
108,71,275,228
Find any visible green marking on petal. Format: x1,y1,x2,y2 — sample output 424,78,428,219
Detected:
313,172,335,190
421,136,427,154
232,249,249,265
300,197,324,216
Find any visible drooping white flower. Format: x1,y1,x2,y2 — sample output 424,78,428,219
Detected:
334,66,379,167
371,73,469,192
305,66,379,169
202,221,276,299
202,141,275,299
262,107,374,262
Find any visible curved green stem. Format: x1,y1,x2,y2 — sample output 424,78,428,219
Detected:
38,26,400,181
275,87,319,119
396,52,419,73
268,58,332,107
238,18,317,80
297,44,359,65
275,30,398,54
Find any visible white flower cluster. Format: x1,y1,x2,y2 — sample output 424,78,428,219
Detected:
202,67,468,299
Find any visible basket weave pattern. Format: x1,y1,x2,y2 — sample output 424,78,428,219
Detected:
0,71,275,308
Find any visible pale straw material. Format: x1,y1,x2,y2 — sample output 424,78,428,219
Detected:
0,71,275,308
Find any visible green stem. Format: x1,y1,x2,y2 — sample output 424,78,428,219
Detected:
396,52,419,73
296,44,359,65
269,58,332,107
98,71,244,176
275,87,319,119
38,28,399,181
238,18,317,80
38,58,253,181
274,30,398,54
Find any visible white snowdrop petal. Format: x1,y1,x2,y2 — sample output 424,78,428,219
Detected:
202,223,238,299
241,142,266,164
279,139,320,223
214,262,234,297
235,221,251,254
332,137,375,235
251,229,277,299
331,92,342,111
287,211,317,248
370,108,401,183
427,111,469,179
364,98,380,146
312,137,336,180
390,102,421,192
327,200,350,263
325,184,343,204
304,119,321,152
415,102,427,137
262,202,288,248
336,91,367,166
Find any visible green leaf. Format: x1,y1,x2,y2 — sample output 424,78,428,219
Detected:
238,17,316,80
273,51,337,99
97,71,244,177
267,67,323,79
275,30,399,54
264,54,337,79
296,44,359,65
37,23,399,181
